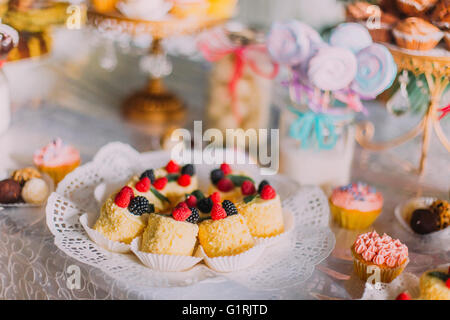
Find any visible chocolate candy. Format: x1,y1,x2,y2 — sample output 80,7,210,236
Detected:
410,208,440,234
0,178,22,204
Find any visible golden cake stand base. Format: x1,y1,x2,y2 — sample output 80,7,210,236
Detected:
356,45,450,175
88,10,230,134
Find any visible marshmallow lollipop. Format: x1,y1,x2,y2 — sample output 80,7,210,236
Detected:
330,23,373,53
267,20,311,66
351,43,397,99
308,47,357,91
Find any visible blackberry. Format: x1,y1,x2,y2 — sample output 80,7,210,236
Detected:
210,169,224,184
128,196,154,216
186,207,200,224
191,189,205,200
258,180,270,194
197,197,213,213
181,164,195,176
222,200,238,216
140,169,155,184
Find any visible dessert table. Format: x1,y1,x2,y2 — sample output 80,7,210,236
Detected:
0,29,448,300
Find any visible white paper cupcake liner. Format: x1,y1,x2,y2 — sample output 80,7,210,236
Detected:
79,213,131,253
197,242,266,273
130,237,202,272
254,210,295,247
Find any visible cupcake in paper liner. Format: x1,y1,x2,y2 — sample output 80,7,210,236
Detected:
197,200,266,272
351,231,409,283
33,138,80,185
79,213,131,253
130,204,202,272
330,182,383,230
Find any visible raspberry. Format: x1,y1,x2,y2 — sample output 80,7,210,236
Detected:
186,207,200,224
260,184,276,200
211,203,227,220
135,177,150,192
172,202,191,221
258,180,270,193
220,163,232,175
210,192,221,204
446,278,450,289
128,196,154,216
114,186,133,208
217,178,234,192
186,195,197,208
177,174,191,187
153,177,168,190
181,164,195,176
222,200,238,216
139,169,155,184
210,169,224,184
241,180,256,195
197,197,213,213
166,160,180,173
395,292,411,300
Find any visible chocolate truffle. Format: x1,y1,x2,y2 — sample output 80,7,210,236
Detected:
410,208,440,234
0,178,22,204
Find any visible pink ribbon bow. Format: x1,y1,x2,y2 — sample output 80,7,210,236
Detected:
198,28,279,125
438,104,450,120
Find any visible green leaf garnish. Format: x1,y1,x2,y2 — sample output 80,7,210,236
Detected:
244,194,258,204
150,187,170,203
428,271,450,282
191,189,205,200
228,174,254,186
166,174,179,182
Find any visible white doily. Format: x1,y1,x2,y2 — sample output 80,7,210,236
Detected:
46,142,335,292
360,272,420,300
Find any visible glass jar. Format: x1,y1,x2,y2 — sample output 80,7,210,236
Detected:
278,106,356,190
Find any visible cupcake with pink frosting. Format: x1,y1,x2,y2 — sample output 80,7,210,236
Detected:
330,182,383,230
351,231,409,283
33,138,80,184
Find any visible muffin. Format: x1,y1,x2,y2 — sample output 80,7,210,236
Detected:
207,163,254,203
93,186,155,244
419,267,450,300
33,138,80,185
140,211,199,256
393,17,444,50
198,201,254,258
235,180,284,238
430,0,450,29
352,231,409,283
395,0,439,16
330,182,383,230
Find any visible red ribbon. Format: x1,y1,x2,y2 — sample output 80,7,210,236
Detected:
438,104,450,120
199,40,279,125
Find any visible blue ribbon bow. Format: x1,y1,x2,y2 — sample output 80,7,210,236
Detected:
287,106,353,150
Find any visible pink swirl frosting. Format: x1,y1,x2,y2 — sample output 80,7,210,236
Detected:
33,138,80,167
353,231,408,267
331,182,383,212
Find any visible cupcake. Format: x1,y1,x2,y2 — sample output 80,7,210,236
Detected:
395,0,439,16
93,186,155,244
430,0,450,29
91,0,119,13
235,180,284,238
207,163,254,203
419,267,450,300
198,201,254,258
33,138,80,185
330,182,383,230
393,17,444,50
352,231,409,283
140,209,199,256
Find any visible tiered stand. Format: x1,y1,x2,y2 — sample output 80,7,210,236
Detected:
88,10,229,134
356,44,450,175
